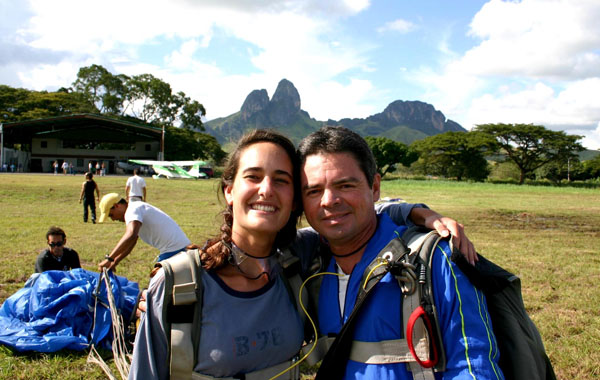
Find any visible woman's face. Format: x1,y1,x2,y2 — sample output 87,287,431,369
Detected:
225,142,295,245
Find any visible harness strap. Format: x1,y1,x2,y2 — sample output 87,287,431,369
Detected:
300,336,335,366
161,249,203,380
315,237,411,380
190,358,300,380
402,228,447,379
349,338,429,364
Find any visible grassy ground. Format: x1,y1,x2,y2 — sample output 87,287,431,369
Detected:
0,173,598,379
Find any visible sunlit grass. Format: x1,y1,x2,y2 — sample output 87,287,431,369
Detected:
0,174,598,379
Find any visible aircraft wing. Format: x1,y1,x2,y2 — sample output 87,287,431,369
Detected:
128,159,176,166
128,159,209,167
169,160,209,166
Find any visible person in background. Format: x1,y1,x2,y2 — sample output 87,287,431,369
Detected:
79,172,100,224
35,226,81,273
97,193,190,271
125,169,146,202
61,161,68,175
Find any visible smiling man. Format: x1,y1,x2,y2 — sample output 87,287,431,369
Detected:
297,126,503,380
35,226,81,273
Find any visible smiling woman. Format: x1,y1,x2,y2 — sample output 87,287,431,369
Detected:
128,129,304,380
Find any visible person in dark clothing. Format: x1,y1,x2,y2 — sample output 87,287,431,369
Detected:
79,172,100,223
35,226,81,273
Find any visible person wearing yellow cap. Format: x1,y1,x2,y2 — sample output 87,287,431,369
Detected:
97,193,191,272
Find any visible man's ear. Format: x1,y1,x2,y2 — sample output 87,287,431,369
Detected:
372,173,381,202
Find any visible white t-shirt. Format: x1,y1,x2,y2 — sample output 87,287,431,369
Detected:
125,201,190,254
126,175,147,198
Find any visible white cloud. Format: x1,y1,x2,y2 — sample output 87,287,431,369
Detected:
300,78,378,120
464,0,600,79
17,61,83,90
377,19,415,34
4,0,378,121
464,78,600,149
581,123,600,150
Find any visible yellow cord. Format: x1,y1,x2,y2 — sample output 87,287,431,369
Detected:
362,260,388,290
269,271,343,380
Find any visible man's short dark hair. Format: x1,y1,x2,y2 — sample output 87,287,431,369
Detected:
46,226,66,241
298,126,377,187
133,168,139,175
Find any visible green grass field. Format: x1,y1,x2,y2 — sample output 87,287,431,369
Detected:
0,173,598,379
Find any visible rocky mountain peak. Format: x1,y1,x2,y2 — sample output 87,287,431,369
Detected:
205,79,465,146
268,79,301,125
381,100,445,131
368,100,464,136
240,89,269,121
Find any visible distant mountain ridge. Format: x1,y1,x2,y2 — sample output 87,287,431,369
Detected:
204,79,465,146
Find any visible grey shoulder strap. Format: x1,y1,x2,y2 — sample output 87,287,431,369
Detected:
402,227,447,378
160,249,204,380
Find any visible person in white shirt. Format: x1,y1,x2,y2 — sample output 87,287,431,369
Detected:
96,193,190,271
125,169,147,202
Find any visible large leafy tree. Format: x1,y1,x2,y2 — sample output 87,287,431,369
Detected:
411,131,495,181
475,123,584,184
72,64,127,114
0,85,97,122
164,126,226,164
365,136,417,178
72,65,206,130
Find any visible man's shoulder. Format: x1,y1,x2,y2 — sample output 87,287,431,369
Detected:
37,249,51,260
64,247,78,254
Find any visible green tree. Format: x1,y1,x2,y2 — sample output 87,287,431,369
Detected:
73,65,206,130
536,157,584,184
165,126,226,163
365,136,417,178
475,123,584,184
411,131,494,181
0,85,97,123
72,64,127,114
175,92,206,131
582,155,600,180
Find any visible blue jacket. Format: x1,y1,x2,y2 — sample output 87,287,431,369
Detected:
318,214,504,380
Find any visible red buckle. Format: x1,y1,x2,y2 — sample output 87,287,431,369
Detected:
406,305,439,368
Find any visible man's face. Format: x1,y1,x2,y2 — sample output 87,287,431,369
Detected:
301,152,380,248
47,235,65,258
109,203,126,222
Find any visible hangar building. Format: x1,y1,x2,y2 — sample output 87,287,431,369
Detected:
0,114,162,174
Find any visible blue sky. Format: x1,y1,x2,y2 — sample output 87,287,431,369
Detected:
2,0,600,149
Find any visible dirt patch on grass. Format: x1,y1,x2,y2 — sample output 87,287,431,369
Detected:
479,210,600,234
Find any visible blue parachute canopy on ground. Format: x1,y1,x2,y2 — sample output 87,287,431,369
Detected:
0,269,139,352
